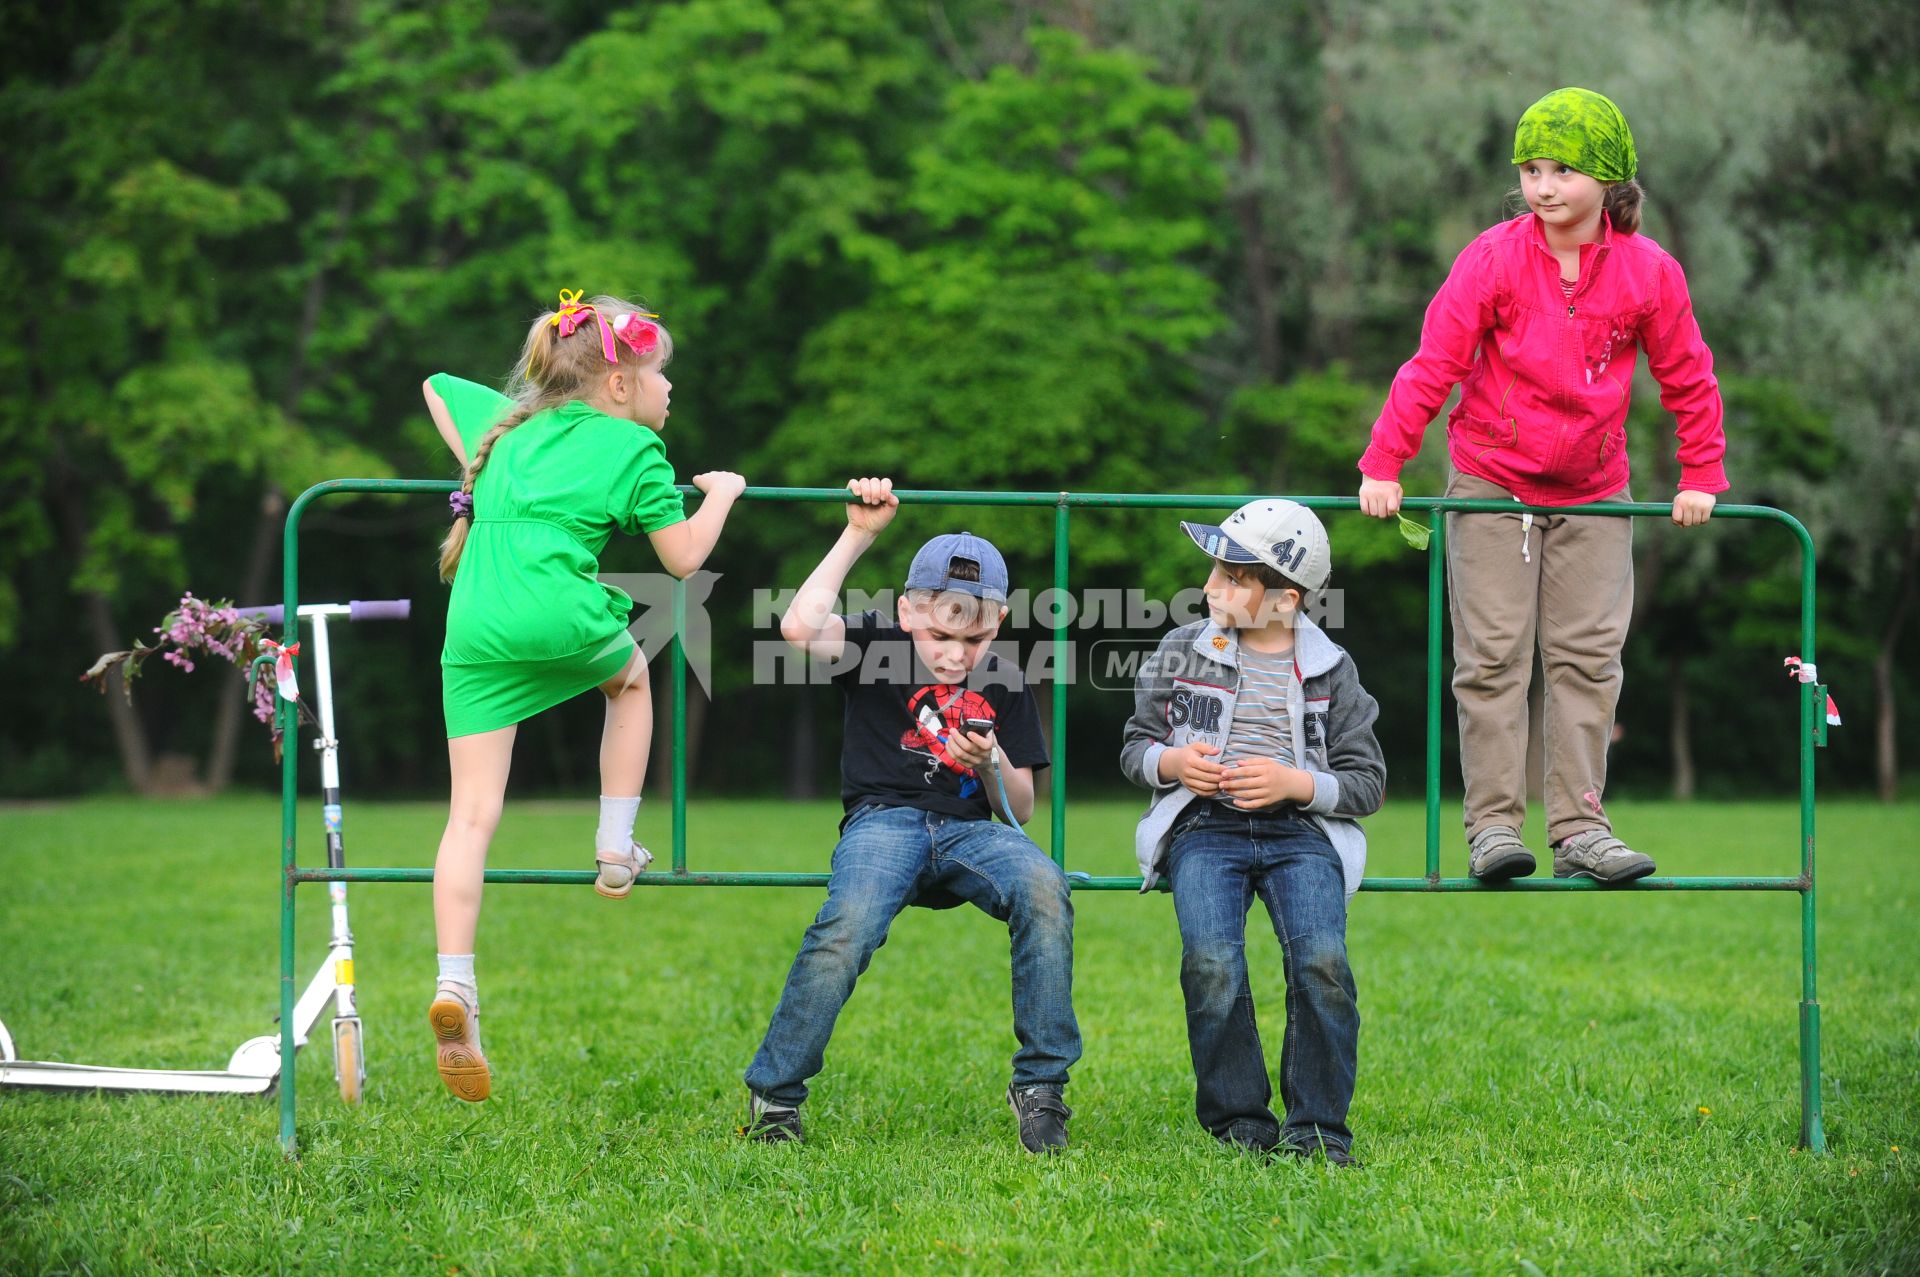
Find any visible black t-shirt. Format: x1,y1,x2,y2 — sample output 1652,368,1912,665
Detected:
833,611,1050,824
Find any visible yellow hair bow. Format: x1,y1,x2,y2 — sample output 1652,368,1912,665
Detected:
549,288,590,330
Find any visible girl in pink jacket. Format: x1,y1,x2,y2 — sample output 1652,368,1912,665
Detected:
1356,87,1728,885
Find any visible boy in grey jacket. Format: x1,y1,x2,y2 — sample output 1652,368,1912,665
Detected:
1120,499,1384,1164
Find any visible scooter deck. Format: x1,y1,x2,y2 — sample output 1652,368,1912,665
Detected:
0,1058,275,1095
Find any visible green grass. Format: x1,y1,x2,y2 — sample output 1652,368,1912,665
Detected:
1,796,1915,1275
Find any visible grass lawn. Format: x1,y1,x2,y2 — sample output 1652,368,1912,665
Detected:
1,796,1915,1275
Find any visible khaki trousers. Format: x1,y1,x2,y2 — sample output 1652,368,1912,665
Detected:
1445,471,1632,845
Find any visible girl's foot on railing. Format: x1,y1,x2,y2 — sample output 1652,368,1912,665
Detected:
1553,830,1656,883
1468,825,1537,881
593,841,654,899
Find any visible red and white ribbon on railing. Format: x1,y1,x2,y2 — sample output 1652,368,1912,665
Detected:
260,638,302,706
1784,656,1841,726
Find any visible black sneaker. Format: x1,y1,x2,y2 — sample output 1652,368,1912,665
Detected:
1278,1140,1362,1169
1217,1121,1279,1154
1006,1084,1071,1154
743,1091,804,1144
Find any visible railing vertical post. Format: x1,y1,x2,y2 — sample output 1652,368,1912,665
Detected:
1051,498,1069,868
1425,511,1447,883
1800,890,1823,1151
672,575,688,875
278,499,303,1158
1796,527,1825,1153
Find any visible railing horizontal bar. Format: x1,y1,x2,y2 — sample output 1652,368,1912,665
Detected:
1058,875,1806,892
293,868,1803,891
712,486,1067,507
1360,876,1805,892
717,490,1804,525
292,479,1805,529
292,868,830,886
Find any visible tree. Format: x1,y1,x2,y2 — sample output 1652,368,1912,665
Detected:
1,0,385,793
760,27,1233,593
1756,248,1920,800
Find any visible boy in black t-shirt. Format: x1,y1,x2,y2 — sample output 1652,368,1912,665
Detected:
743,477,1080,1152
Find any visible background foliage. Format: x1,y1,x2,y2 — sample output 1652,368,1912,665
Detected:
3,0,1915,801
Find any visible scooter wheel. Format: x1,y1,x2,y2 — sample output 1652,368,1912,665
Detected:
333,1018,365,1105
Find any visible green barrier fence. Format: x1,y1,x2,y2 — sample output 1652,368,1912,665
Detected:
274,481,1829,1157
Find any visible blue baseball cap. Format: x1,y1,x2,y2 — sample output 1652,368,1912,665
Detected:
905,531,1009,602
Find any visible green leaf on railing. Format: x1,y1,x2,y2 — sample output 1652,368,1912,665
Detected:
1397,513,1432,551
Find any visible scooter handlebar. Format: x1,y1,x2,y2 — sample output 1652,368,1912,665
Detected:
231,599,411,625
348,599,411,622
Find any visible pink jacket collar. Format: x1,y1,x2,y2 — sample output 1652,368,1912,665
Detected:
1523,208,1618,258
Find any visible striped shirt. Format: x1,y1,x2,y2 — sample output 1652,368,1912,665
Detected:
1218,647,1295,771
1559,276,1577,303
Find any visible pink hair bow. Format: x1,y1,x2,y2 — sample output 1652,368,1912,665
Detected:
611,310,660,359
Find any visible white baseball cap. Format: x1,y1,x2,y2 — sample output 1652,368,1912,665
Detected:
1180,499,1332,591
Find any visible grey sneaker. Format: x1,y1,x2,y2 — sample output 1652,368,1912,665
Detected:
1553,829,1656,884
1007,1084,1071,1154
743,1091,804,1143
1468,826,1537,881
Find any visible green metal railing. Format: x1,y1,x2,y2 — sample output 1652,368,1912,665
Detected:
274,481,1828,1156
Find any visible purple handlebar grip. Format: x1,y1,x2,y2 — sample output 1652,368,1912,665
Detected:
235,604,285,625
349,599,411,622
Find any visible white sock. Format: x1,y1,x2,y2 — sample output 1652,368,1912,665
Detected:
597,795,642,851
437,954,476,993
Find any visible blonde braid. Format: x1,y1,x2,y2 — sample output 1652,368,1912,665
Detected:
437,406,534,582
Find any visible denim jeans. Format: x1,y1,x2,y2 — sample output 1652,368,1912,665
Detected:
1165,802,1359,1153
745,804,1080,1107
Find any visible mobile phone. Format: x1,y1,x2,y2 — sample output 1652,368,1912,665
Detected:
960,717,996,736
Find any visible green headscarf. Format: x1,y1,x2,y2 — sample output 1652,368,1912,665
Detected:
1511,87,1637,183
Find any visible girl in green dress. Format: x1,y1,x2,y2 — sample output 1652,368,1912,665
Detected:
420,291,745,1101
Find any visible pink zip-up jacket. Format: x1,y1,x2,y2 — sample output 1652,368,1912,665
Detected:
1358,212,1728,506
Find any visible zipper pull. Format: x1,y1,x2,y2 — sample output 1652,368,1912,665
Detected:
1567,304,1576,317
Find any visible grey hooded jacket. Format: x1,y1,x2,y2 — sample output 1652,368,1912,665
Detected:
1118,616,1386,896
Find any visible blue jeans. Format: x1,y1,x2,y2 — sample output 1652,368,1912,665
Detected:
1165,803,1359,1153
745,804,1080,1106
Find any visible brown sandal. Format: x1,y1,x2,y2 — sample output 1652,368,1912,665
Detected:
427,983,490,1102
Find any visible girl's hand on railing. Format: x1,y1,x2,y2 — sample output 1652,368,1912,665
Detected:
1672,490,1716,527
692,471,747,500
1359,477,1404,518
